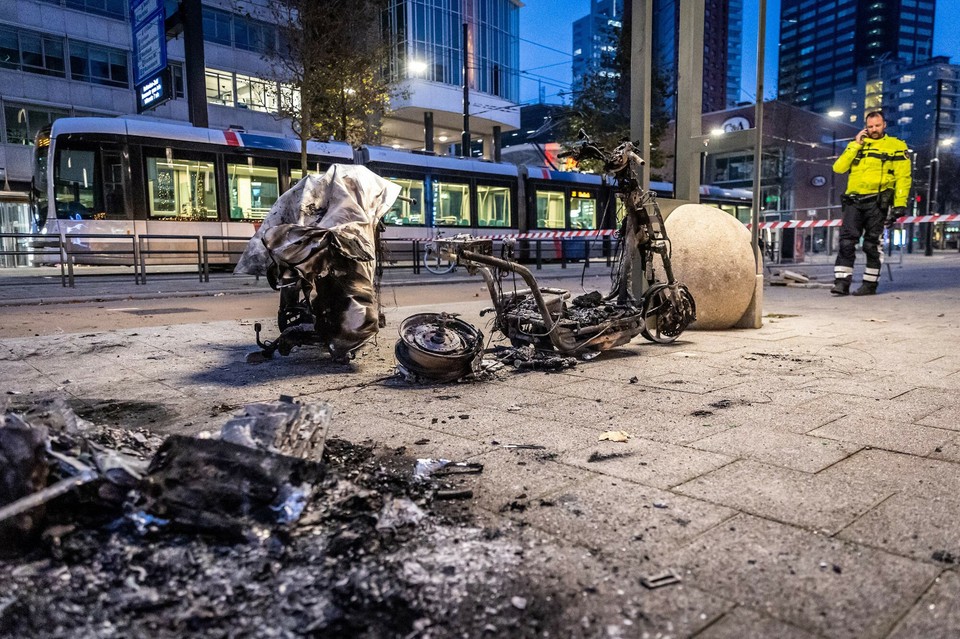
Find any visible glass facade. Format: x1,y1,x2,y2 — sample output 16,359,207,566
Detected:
4,104,69,145
202,6,277,55
38,0,126,20
0,25,66,78
778,0,935,113
69,41,128,88
386,0,519,102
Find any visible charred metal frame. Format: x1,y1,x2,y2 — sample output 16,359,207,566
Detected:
438,133,696,356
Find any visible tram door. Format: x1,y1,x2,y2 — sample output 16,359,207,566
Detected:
102,150,125,219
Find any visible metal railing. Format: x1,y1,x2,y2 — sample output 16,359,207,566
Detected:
201,236,255,282
1,232,620,286
138,234,202,284
62,233,139,287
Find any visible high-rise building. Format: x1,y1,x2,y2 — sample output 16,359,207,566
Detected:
834,56,959,156
383,0,521,153
777,0,936,115
572,0,742,115
572,0,623,81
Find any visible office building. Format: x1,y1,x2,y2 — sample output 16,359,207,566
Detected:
572,0,742,115
833,56,959,154
572,0,623,81
778,0,936,115
382,0,521,153
0,0,521,205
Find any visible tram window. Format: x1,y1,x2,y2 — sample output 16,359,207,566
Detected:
570,193,597,229
477,184,511,227
434,181,470,226
535,190,564,229
383,177,424,225
54,148,97,219
290,162,325,182
227,162,279,220
145,154,217,220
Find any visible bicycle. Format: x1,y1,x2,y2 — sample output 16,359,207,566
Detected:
422,230,459,274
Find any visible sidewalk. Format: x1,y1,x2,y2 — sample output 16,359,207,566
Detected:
2,251,959,637
0,259,620,306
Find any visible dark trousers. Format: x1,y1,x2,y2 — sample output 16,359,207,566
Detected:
834,195,885,282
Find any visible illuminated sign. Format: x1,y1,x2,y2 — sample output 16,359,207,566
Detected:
572,190,593,198
720,116,751,132
131,0,167,85
137,70,172,113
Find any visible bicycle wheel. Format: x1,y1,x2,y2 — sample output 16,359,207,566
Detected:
423,244,456,274
640,283,696,343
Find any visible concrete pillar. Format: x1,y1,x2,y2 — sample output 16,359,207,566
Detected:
424,112,434,153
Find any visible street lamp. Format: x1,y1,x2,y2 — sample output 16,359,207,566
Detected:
927,137,955,254
826,110,844,207
825,110,844,256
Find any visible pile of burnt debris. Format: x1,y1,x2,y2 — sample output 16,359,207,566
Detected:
0,398,562,638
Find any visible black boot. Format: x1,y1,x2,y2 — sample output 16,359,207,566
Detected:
830,278,851,296
852,281,878,296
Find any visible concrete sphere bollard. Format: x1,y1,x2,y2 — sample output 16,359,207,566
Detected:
663,204,756,330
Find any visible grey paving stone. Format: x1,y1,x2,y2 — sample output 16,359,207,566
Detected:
788,391,945,430
694,605,822,639
560,436,734,490
325,413,487,461
459,518,734,637
668,513,939,639
673,459,888,534
688,423,861,473
464,448,589,513
837,491,960,564
930,433,960,464
491,473,736,564
820,448,960,500
916,401,960,431
509,393,645,430
886,570,960,638
618,407,741,446
808,415,955,457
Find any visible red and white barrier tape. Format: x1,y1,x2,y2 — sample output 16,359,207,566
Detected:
751,214,960,229
388,214,960,241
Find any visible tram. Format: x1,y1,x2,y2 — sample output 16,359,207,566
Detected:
30,117,745,264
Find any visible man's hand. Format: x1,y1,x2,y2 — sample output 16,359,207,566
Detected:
885,207,907,228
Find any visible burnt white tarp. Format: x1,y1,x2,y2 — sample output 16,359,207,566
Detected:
236,165,401,358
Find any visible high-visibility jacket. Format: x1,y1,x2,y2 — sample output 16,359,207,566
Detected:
833,134,912,207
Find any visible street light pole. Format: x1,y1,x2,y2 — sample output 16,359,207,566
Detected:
925,79,943,256
825,110,843,257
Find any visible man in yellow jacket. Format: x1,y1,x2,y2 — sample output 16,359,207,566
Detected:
830,111,912,296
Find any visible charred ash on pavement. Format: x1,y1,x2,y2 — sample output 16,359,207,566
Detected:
0,398,641,639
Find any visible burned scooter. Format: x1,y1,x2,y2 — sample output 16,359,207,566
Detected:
235,164,402,360
434,132,696,358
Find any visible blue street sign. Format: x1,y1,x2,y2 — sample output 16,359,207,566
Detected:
131,0,168,88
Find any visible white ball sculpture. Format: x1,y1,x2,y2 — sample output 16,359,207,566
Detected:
663,204,757,330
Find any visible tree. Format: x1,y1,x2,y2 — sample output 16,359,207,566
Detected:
564,12,669,176
254,0,402,170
